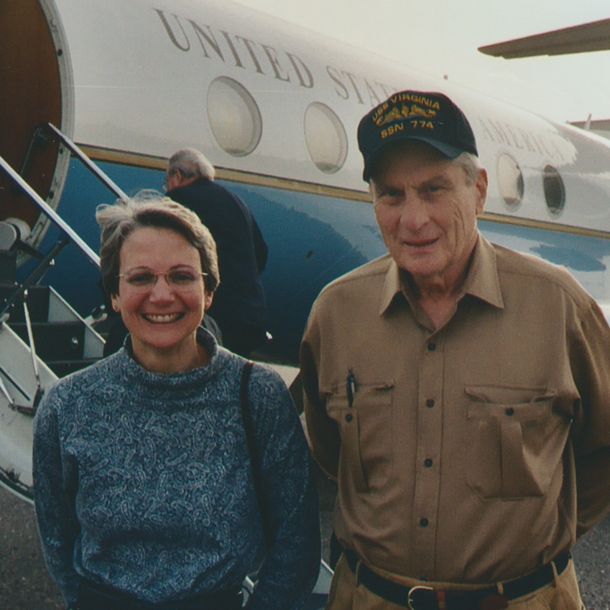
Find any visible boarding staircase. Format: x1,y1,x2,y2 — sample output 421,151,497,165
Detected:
0,124,125,500
0,258,105,378
0,125,332,606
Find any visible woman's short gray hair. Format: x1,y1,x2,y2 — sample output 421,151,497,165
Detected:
96,191,220,297
167,148,216,181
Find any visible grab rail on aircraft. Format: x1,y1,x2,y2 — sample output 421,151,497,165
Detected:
0,154,103,416
0,155,100,327
0,155,100,268
22,122,129,202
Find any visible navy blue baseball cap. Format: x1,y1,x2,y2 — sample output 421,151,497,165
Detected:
357,90,478,181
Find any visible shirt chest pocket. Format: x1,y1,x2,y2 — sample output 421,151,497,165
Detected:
325,380,394,493
465,386,572,500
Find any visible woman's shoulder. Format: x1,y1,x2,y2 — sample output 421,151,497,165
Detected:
48,351,125,397
214,349,291,404
35,354,124,423
224,353,288,392
250,363,295,400
244,361,299,426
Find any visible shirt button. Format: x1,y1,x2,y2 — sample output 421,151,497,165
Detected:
427,342,436,351
426,399,435,408
345,413,353,422
419,518,429,527
505,407,515,416
424,458,433,468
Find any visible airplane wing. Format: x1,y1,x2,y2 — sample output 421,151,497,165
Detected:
570,119,610,138
478,18,610,58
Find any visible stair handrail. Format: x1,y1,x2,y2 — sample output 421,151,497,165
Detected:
41,123,129,201
0,238,69,322
21,293,45,413
0,155,100,268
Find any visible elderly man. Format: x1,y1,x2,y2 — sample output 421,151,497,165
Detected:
166,148,268,357
301,90,610,609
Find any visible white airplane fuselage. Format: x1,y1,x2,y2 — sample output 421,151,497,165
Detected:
1,0,609,365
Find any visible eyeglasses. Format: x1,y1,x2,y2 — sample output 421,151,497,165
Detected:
118,268,207,292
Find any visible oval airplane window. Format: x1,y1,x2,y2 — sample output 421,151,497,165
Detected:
543,165,565,215
497,153,523,208
207,77,262,156
304,102,348,174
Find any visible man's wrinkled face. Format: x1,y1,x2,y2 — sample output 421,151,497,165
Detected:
371,142,487,291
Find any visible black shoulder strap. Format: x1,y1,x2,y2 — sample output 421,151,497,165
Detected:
240,361,271,546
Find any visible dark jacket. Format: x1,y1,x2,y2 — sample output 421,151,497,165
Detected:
167,179,268,349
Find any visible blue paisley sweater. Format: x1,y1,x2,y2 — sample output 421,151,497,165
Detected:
33,329,320,609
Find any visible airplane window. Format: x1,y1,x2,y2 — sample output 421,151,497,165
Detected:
497,153,523,208
304,102,348,173
542,165,565,215
207,77,262,156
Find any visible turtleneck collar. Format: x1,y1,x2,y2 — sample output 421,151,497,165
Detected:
115,327,229,394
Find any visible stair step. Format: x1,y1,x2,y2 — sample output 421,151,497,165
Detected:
0,251,17,283
0,284,50,323
47,358,100,377
9,321,85,360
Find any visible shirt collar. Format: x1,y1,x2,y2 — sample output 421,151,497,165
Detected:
378,234,505,316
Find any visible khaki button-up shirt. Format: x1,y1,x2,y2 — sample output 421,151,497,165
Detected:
301,236,610,584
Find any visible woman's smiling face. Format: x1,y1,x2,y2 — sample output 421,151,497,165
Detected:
111,226,211,371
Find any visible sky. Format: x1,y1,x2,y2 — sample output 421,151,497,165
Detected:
236,0,610,124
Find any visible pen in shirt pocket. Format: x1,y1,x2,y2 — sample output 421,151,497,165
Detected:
346,369,357,407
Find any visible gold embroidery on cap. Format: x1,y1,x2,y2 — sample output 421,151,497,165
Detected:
381,123,405,139
375,103,437,127
380,119,435,139
390,93,441,108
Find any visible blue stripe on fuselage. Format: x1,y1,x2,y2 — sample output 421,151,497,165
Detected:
25,160,610,364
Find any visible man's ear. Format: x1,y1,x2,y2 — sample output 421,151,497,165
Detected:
474,168,488,215
166,169,181,191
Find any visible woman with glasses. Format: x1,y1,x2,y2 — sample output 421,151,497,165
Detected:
33,194,320,610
